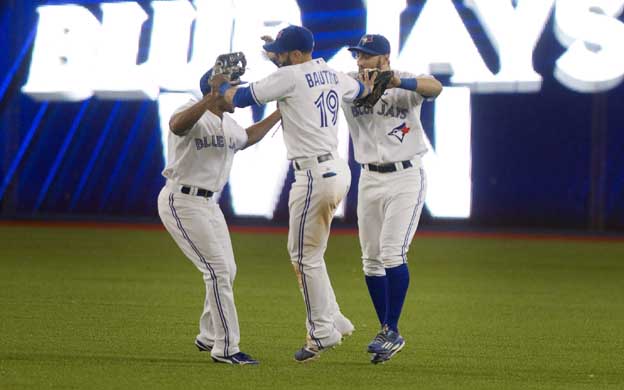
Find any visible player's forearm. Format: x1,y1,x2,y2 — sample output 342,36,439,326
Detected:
391,75,443,98
245,109,281,147
414,76,443,98
169,97,210,136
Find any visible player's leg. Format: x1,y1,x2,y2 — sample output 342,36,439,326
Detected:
195,203,238,351
380,167,426,333
196,284,215,351
210,204,237,285
157,189,244,360
357,170,387,327
287,159,351,358
369,167,426,362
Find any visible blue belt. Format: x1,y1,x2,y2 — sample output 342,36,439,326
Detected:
362,160,412,173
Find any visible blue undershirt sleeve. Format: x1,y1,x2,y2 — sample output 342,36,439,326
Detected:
232,87,259,108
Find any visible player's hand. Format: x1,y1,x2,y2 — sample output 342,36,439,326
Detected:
388,72,400,88
261,36,280,67
209,73,231,96
360,68,378,96
260,35,274,44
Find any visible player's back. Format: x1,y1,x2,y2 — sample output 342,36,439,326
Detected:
250,58,361,160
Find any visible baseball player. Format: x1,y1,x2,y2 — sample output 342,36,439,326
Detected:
157,67,281,365
343,34,442,364
213,25,376,362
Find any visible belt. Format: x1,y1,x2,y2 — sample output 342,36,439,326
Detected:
293,153,334,170
181,186,214,198
362,160,413,173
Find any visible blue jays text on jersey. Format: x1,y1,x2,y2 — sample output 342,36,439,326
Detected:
305,70,339,88
350,101,408,119
195,135,237,150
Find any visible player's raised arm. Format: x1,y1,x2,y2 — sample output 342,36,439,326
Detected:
215,67,296,108
243,109,281,148
168,94,215,136
388,73,443,98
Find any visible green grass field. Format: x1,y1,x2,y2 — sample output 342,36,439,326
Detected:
1,225,623,390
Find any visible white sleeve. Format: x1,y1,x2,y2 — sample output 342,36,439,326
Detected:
249,67,296,104
171,98,199,136
234,126,249,152
405,71,437,104
337,71,363,103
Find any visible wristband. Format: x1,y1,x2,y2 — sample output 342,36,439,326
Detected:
399,78,418,91
218,82,231,96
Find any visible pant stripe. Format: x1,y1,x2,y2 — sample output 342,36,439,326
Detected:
297,170,322,348
401,168,425,263
168,193,230,355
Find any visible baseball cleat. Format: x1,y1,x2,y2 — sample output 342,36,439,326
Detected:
195,339,213,352
370,341,405,364
294,345,321,363
294,333,342,363
367,327,405,355
211,352,259,365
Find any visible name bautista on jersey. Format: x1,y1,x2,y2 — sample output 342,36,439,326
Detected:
305,70,339,88
195,135,237,151
350,101,408,119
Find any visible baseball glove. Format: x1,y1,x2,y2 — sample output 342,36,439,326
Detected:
354,69,394,108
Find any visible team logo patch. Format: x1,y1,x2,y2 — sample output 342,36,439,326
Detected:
360,35,374,44
388,122,410,143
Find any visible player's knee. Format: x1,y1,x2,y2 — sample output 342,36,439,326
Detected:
382,256,406,269
362,258,385,276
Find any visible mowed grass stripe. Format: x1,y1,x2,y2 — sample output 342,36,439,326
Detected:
1,226,623,390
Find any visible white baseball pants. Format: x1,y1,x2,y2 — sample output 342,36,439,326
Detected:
157,184,240,358
287,157,351,349
357,165,427,276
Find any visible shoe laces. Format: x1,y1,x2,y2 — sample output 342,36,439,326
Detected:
233,352,253,361
373,331,388,344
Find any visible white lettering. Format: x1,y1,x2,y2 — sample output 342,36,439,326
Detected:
554,0,624,92
22,5,99,101
424,87,472,218
94,2,157,100
396,0,496,91
466,0,555,92
147,0,197,92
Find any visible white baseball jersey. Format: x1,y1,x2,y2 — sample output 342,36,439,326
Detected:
162,98,248,191
342,71,429,164
249,58,362,159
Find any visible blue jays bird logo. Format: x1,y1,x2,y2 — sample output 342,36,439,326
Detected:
360,35,374,45
388,122,410,143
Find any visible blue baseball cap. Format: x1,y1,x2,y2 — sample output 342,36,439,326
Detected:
348,34,390,56
199,68,214,95
199,68,246,95
263,25,315,53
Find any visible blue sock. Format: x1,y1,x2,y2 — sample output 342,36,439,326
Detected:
386,264,410,333
365,275,388,326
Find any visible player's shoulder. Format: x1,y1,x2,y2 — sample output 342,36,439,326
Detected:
346,70,359,79
394,70,435,80
173,97,199,115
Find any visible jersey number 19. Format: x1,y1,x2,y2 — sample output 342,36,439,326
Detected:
314,90,338,128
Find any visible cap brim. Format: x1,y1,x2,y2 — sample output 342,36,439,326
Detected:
263,41,285,53
347,46,385,56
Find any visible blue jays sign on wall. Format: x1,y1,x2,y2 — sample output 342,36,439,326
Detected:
1,0,623,230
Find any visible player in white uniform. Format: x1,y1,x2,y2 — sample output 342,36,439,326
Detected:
214,25,376,362
157,68,281,365
343,34,442,364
